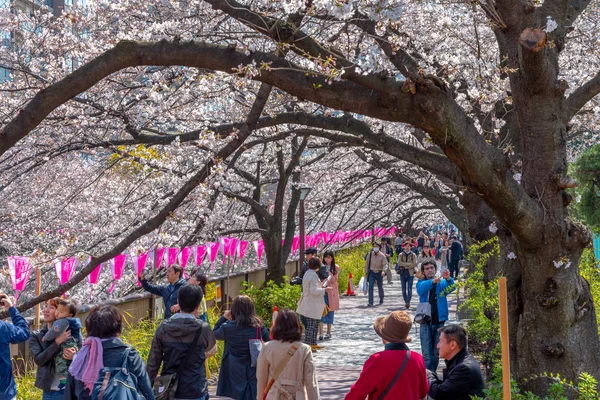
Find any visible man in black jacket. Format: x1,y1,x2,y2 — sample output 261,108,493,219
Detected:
147,284,217,400
428,324,485,399
447,237,463,279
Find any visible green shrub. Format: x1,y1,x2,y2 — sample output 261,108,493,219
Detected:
241,278,302,327
579,249,600,335
455,237,501,373
335,243,372,295
484,366,598,399
15,367,42,400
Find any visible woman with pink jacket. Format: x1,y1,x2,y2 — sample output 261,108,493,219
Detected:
319,250,340,340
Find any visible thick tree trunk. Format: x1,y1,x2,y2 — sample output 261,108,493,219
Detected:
461,192,522,375
500,21,600,390
263,229,285,284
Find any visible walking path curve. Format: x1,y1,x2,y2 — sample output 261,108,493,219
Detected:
210,274,460,399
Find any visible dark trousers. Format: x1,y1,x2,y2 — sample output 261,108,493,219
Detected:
400,275,414,305
449,260,460,278
367,271,384,305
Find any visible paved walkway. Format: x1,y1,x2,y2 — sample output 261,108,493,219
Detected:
210,274,460,399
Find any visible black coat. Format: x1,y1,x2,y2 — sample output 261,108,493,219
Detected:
29,327,62,391
429,349,485,399
65,338,154,400
147,315,216,399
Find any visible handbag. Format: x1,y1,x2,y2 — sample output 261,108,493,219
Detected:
262,343,300,400
414,302,432,324
322,304,331,317
249,326,264,367
153,326,203,399
379,350,411,399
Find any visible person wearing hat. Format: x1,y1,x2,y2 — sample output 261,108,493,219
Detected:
299,247,318,279
345,310,429,399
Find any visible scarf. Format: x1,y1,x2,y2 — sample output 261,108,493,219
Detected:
68,337,113,392
385,342,410,351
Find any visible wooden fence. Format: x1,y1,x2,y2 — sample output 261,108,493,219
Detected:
10,259,301,372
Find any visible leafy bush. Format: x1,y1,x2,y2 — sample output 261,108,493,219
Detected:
335,243,372,295
241,278,302,327
579,249,600,335
15,367,42,400
455,237,501,374
484,366,598,399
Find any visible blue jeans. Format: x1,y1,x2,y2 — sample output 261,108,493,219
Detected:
367,271,384,305
420,321,445,372
42,390,65,400
400,275,414,305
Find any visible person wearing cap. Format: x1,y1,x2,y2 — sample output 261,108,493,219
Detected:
427,324,485,399
364,242,389,307
299,247,318,279
345,310,428,400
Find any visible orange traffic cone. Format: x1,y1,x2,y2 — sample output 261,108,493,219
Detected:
270,306,279,339
346,273,356,296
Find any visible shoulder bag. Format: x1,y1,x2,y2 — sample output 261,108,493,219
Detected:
379,350,411,399
152,326,203,400
415,301,432,324
262,343,300,400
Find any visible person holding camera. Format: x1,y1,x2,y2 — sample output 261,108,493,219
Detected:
0,294,31,400
140,264,186,319
416,262,455,372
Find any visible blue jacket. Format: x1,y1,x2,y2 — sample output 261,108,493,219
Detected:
141,278,186,319
213,316,270,400
0,307,30,399
416,278,455,322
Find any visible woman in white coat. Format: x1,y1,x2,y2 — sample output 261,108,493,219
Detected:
257,310,320,400
296,257,333,351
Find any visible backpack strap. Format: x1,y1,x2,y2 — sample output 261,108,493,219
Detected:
98,348,131,400
262,342,300,400
379,350,411,399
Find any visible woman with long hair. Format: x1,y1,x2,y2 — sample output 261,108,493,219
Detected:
257,310,320,399
189,272,209,322
319,250,340,340
213,295,270,400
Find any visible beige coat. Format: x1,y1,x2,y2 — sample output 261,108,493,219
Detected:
364,251,388,276
397,251,418,276
256,340,320,400
296,269,326,320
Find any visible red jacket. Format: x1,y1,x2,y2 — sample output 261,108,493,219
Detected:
345,349,429,400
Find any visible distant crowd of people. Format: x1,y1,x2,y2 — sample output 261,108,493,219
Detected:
0,228,483,400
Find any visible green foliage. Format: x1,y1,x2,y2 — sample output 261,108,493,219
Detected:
570,143,600,233
335,243,372,295
483,366,598,400
456,237,501,371
15,367,42,400
579,249,600,335
121,317,162,362
241,277,302,327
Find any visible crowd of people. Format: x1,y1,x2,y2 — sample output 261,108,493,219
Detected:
0,228,483,400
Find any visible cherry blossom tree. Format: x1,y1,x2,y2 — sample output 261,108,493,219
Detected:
0,0,600,391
